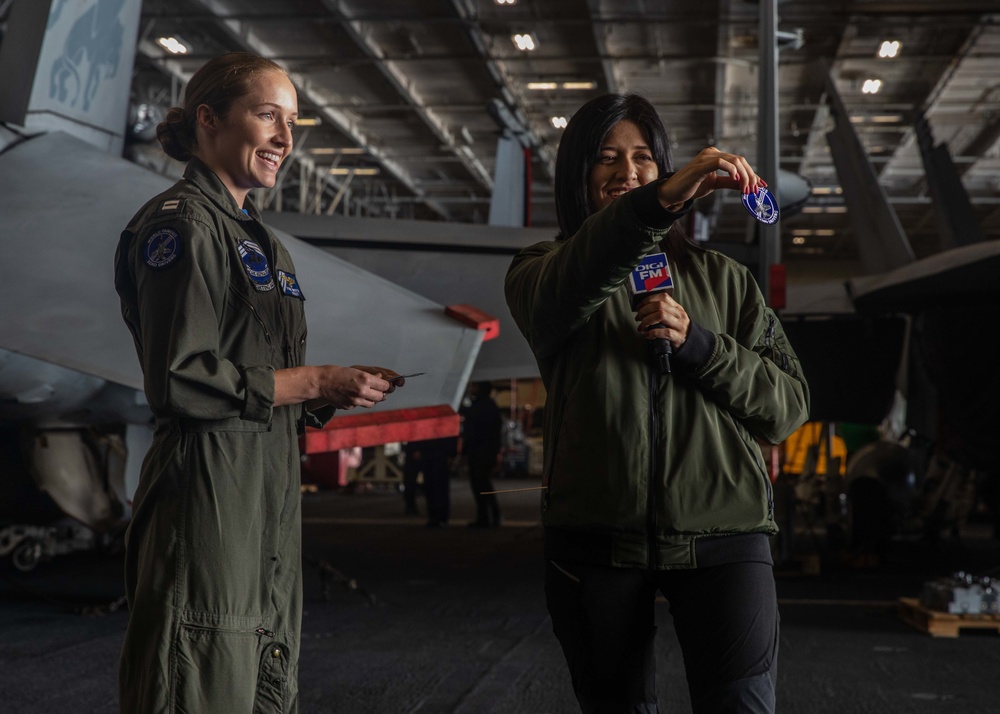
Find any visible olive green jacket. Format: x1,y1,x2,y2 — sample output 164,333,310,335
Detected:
505,181,809,569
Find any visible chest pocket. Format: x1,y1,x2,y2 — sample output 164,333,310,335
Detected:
226,224,281,350
229,222,307,369
235,237,276,293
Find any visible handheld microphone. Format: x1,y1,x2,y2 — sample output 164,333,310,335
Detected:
626,252,674,375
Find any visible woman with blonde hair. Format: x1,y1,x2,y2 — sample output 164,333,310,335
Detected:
115,52,403,712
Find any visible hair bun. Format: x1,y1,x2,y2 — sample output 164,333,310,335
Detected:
156,107,193,162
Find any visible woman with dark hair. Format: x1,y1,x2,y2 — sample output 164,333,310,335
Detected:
115,52,403,712
505,93,809,713
553,94,675,240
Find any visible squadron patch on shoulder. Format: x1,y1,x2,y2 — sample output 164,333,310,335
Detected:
144,227,182,270
237,239,275,291
277,270,305,300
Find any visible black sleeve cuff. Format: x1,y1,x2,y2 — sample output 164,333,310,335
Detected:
299,404,336,434
672,321,716,372
629,175,694,229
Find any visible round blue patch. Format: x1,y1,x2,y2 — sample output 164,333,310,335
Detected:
237,239,274,291
742,186,779,225
144,228,182,269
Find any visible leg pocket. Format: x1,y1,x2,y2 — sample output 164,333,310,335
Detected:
254,642,290,713
174,624,259,714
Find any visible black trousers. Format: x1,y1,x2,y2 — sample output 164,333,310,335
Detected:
402,465,421,514
467,451,501,525
545,560,778,714
422,457,451,525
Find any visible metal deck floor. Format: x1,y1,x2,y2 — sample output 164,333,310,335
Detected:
2,477,999,713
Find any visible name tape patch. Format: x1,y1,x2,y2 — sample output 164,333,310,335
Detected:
277,270,304,300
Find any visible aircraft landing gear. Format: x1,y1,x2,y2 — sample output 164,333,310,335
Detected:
11,538,43,572
0,522,98,572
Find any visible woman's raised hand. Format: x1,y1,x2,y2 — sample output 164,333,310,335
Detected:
658,148,766,211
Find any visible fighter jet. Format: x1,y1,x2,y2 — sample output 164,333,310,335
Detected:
776,69,1000,554
0,1,484,570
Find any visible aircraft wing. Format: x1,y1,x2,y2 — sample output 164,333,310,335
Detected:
847,240,1000,314
0,131,483,412
783,281,855,317
264,211,552,381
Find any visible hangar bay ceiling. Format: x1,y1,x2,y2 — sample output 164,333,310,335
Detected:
120,0,1000,274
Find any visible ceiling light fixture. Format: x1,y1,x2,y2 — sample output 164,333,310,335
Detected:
562,81,596,90
878,40,901,59
550,116,568,129
295,117,321,127
527,82,558,90
311,147,366,155
494,0,516,4
156,36,190,55
329,167,380,176
861,79,882,95
801,206,848,214
512,34,537,51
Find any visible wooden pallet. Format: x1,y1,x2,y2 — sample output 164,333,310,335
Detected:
898,597,1000,638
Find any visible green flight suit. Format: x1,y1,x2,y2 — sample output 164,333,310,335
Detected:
114,158,332,713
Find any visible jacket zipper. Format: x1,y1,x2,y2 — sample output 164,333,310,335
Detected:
646,366,658,570
745,433,775,521
181,624,275,638
234,289,271,342
542,436,557,511
761,314,779,518
541,395,567,511
759,453,775,520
